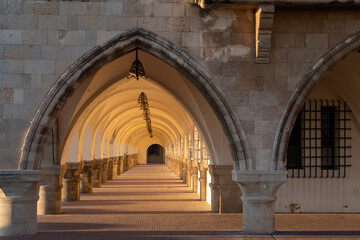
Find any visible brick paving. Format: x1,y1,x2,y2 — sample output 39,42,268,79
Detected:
1,165,360,240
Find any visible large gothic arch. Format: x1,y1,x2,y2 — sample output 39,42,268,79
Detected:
20,28,250,171
272,31,360,170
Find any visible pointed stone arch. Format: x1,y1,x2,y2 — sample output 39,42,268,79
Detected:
271,31,360,170
20,28,250,170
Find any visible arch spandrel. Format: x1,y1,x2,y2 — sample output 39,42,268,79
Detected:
20,28,249,170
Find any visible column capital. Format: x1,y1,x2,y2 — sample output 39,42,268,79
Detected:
232,170,287,183
64,162,83,180
232,170,287,198
0,170,41,197
93,159,103,170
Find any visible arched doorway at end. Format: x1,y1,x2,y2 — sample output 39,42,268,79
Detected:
147,144,164,164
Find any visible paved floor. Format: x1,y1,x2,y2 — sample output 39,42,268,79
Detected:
1,165,360,239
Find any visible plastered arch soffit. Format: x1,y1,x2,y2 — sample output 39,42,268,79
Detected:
20,28,249,170
272,31,360,171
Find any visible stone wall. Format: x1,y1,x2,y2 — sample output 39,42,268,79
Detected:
1,0,360,170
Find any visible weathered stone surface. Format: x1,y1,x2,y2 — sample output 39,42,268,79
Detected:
80,160,94,193
209,165,242,213
62,162,83,202
233,170,287,234
37,165,66,215
0,170,40,236
101,158,109,184
0,0,360,235
92,159,103,188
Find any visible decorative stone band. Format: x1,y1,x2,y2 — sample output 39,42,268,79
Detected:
0,196,39,203
241,196,277,202
232,170,287,234
0,170,41,236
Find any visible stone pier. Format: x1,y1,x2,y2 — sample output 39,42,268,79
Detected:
209,165,242,213
80,160,94,193
186,159,192,187
0,170,40,236
119,157,124,174
101,158,109,184
38,165,66,214
182,158,187,184
192,161,198,193
108,158,114,180
233,170,287,234
63,162,83,201
92,159,103,188
199,162,207,201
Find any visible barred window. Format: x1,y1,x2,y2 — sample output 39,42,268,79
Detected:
286,100,352,178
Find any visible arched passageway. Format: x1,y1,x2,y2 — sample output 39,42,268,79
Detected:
19,28,249,171
17,29,244,237
147,144,164,164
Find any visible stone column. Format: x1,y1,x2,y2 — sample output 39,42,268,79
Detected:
92,159,103,188
182,158,187,184
170,157,174,172
192,160,198,193
209,165,242,213
80,160,94,193
0,170,40,236
123,156,127,172
38,165,66,214
209,183,220,213
186,159,192,187
175,157,179,176
117,157,121,175
101,158,109,184
108,158,114,180
179,157,183,180
177,157,181,177
63,162,83,201
233,170,287,234
199,162,207,201
119,157,124,174
113,157,119,177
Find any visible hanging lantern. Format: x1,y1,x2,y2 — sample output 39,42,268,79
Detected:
138,92,153,138
128,49,146,80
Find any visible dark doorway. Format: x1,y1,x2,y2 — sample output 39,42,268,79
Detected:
147,144,164,164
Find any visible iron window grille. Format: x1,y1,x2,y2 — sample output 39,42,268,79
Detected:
286,99,352,178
